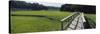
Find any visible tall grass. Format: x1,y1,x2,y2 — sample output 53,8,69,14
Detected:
85,14,96,22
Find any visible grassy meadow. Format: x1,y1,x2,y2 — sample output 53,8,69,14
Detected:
85,14,96,23
84,14,96,27
11,10,72,33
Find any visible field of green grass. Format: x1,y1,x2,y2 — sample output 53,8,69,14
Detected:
11,10,72,33
11,10,72,20
85,14,96,22
84,14,96,28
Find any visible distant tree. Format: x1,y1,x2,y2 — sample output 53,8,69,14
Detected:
9,1,48,10
60,4,96,14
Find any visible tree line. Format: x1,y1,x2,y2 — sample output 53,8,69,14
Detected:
60,4,96,14
9,1,60,11
9,1,48,10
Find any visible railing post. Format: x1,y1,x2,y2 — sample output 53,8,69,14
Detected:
61,21,64,30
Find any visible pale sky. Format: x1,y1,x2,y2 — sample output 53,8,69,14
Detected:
11,0,96,7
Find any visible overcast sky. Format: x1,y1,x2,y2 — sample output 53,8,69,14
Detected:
11,0,96,7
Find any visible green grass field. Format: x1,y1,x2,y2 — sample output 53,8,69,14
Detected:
85,14,96,22
11,10,72,20
84,14,96,27
11,10,72,33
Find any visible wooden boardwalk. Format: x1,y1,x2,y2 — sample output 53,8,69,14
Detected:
67,13,86,30
61,12,86,30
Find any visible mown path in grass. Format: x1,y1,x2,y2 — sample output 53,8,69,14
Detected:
11,10,72,20
11,10,72,33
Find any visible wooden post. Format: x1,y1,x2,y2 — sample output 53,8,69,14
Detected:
61,21,64,30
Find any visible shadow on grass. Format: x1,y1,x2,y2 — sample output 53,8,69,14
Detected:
84,16,96,29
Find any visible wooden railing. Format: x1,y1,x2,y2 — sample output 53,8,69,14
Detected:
60,12,83,30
